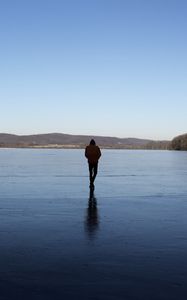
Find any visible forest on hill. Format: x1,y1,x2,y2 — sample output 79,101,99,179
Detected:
0,133,170,149
171,133,187,150
1,132,187,150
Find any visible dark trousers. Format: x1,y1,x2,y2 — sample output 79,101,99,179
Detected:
89,163,98,184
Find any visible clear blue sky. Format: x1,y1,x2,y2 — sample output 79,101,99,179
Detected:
1,0,187,140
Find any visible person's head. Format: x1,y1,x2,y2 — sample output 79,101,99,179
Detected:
90,139,96,146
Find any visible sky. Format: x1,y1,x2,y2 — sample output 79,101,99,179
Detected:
0,0,187,140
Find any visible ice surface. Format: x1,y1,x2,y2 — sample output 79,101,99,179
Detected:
0,149,187,299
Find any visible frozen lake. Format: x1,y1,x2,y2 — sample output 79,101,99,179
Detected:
0,149,187,299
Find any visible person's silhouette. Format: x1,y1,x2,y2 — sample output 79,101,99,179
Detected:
85,139,101,188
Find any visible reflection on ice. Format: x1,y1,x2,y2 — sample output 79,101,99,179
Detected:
85,188,99,240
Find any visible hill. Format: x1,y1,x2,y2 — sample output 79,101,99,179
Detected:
171,133,187,150
0,133,170,149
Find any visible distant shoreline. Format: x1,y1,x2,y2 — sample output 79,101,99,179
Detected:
0,145,169,150
0,133,171,150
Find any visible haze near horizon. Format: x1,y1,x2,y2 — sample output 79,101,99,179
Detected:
1,0,187,140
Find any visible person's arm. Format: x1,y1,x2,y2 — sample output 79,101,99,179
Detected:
85,147,88,158
98,147,101,159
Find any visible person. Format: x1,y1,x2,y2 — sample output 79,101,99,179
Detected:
85,139,101,188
